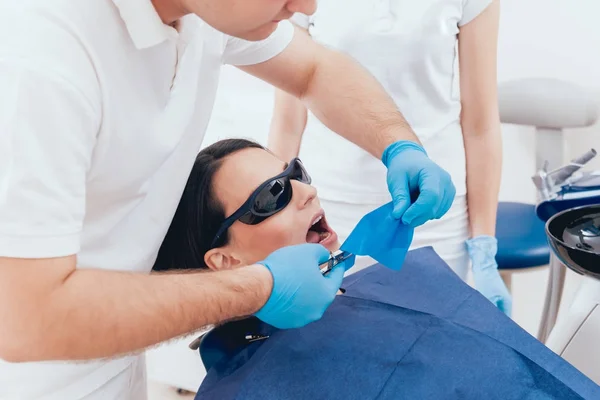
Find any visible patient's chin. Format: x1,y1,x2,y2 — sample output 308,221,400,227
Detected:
326,240,341,252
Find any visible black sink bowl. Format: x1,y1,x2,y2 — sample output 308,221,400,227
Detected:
546,204,600,280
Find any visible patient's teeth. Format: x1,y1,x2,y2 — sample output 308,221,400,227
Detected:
319,231,331,243
312,215,323,226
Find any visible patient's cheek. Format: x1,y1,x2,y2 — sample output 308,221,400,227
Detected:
236,224,299,263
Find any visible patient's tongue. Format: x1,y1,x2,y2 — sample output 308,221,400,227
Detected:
306,230,321,244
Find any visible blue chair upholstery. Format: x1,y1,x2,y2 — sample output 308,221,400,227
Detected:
496,202,551,270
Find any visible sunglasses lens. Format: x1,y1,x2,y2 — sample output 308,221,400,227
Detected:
238,178,293,224
290,160,311,184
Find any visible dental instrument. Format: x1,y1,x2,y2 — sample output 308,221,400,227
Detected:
320,250,355,276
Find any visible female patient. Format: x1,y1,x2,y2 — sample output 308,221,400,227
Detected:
153,139,598,400
154,138,340,273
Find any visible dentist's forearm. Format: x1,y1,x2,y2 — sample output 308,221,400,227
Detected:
300,49,419,159
0,256,272,362
464,127,502,237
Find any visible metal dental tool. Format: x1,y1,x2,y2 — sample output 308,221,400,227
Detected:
320,250,354,276
532,149,597,201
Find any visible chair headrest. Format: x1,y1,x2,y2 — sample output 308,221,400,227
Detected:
498,78,599,129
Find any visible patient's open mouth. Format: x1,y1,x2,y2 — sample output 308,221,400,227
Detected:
306,212,337,246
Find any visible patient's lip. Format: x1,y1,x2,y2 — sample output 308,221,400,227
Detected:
319,215,338,247
310,210,325,227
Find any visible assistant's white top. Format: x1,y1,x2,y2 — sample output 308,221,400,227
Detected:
293,0,493,203
0,0,293,398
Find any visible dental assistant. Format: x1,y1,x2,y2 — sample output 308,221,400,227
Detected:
270,0,511,314
0,0,454,399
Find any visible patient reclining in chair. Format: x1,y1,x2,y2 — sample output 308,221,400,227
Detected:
154,139,600,400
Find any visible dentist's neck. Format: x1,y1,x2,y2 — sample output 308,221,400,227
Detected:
151,0,188,25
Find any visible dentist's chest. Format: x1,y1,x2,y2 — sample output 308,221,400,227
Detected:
87,19,226,201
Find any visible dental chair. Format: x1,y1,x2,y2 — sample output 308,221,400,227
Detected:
546,204,600,385
495,78,598,336
498,77,600,384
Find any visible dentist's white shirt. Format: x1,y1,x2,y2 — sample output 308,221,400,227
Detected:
293,0,494,204
0,0,294,398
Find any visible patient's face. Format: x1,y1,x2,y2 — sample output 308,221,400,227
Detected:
209,148,339,268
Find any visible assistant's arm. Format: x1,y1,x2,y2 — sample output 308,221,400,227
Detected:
267,22,309,161
459,0,502,237
269,83,308,161
0,63,272,363
241,25,419,160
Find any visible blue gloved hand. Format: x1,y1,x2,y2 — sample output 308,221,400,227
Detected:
466,235,513,317
254,243,352,329
382,141,456,227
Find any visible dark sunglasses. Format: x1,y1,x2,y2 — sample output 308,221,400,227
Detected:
210,158,311,248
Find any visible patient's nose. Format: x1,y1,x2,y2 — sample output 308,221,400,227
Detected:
286,0,316,16
294,181,317,209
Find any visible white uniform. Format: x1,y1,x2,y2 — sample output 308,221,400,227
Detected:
292,0,493,278
0,0,294,398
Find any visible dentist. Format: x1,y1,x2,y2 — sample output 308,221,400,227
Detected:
0,0,453,398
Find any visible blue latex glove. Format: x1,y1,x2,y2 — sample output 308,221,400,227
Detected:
466,235,513,317
254,243,353,329
382,141,456,227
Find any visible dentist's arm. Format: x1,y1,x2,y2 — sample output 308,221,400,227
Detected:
0,256,272,362
0,59,343,363
242,26,416,160
242,25,455,226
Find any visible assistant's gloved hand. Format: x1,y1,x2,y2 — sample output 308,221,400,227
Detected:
382,141,456,227
254,243,351,329
466,235,513,317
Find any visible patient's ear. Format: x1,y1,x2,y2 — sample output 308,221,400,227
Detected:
204,248,244,271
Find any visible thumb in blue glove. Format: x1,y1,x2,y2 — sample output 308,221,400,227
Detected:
254,243,351,329
382,141,456,227
466,235,513,317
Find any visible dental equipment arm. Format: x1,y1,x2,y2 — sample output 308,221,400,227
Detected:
248,24,455,225
532,149,597,200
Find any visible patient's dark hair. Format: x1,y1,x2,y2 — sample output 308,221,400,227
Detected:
153,138,265,272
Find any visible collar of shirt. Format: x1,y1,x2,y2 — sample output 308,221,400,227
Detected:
112,0,180,49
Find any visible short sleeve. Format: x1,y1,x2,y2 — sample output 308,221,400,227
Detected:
222,20,295,66
459,0,493,26
0,62,99,258
290,13,310,29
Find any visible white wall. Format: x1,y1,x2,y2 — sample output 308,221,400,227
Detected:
148,0,600,390
497,0,600,205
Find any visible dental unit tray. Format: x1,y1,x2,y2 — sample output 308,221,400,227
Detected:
533,149,600,222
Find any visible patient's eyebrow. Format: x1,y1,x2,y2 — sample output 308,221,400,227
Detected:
282,162,289,171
